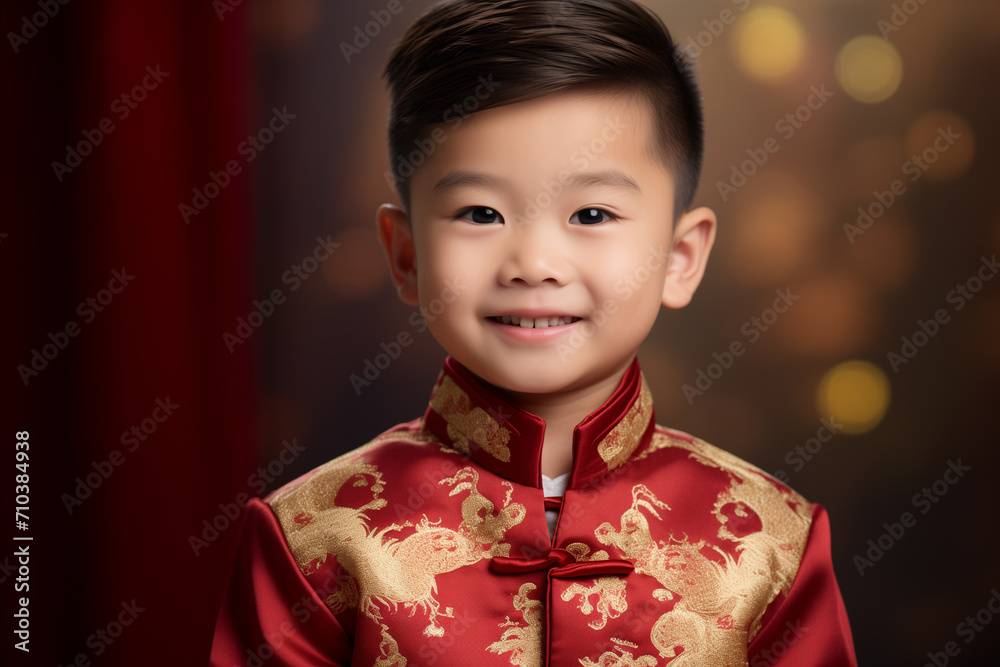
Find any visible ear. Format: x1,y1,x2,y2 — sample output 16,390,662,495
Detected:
661,206,717,309
376,203,420,306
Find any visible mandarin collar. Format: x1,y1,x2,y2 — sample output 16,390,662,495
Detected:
419,356,655,490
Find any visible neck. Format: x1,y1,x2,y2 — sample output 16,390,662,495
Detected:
499,358,635,479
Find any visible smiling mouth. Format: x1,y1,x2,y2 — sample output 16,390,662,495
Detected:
488,315,582,329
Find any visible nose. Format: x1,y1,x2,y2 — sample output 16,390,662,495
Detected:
497,220,570,287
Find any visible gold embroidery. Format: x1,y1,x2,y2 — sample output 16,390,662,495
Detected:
270,459,524,638
269,457,388,571
561,578,628,630
375,622,407,667
579,638,658,667
561,544,628,631
710,474,809,640
430,375,512,462
326,577,358,614
597,376,652,470
649,604,747,666
595,435,814,665
487,582,544,666
565,542,610,562
441,468,526,551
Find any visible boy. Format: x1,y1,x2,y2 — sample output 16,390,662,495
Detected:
211,1,857,664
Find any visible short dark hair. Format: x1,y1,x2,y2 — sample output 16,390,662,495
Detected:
382,0,704,221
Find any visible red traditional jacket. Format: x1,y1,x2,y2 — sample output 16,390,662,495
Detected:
211,357,856,666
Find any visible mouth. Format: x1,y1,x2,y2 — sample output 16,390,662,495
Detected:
488,315,583,329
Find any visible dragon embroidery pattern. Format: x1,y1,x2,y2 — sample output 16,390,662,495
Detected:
487,582,544,666
595,436,811,665
269,458,526,656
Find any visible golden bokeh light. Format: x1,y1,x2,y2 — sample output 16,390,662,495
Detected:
904,110,975,182
733,7,806,83
816,360,891,435
835,36,903,104
322,226,389,299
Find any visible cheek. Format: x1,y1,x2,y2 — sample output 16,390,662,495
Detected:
418,239,468,301
417,241,485,325
591,242,668,297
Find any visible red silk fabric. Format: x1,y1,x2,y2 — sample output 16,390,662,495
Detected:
211,357,857,665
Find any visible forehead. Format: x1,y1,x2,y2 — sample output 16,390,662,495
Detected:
409,89,675,208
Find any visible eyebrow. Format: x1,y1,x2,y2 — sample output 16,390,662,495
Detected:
431,169,642,197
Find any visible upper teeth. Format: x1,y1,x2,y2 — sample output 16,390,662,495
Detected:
497,316,577,328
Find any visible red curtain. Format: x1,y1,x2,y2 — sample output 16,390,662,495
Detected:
3,1,256,663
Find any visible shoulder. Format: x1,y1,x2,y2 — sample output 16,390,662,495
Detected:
260,417,461,571
263,417,440,508
638,423,815,540
642,424,811,498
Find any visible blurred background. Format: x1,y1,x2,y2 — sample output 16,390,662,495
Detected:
3,0,999,664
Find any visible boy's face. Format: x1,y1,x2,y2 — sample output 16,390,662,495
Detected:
378,90,715,398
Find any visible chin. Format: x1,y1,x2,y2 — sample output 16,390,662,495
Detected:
472,358,607,398
453,355,553,392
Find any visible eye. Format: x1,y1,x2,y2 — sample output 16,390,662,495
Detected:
570,207,616,225
457,206,503,224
